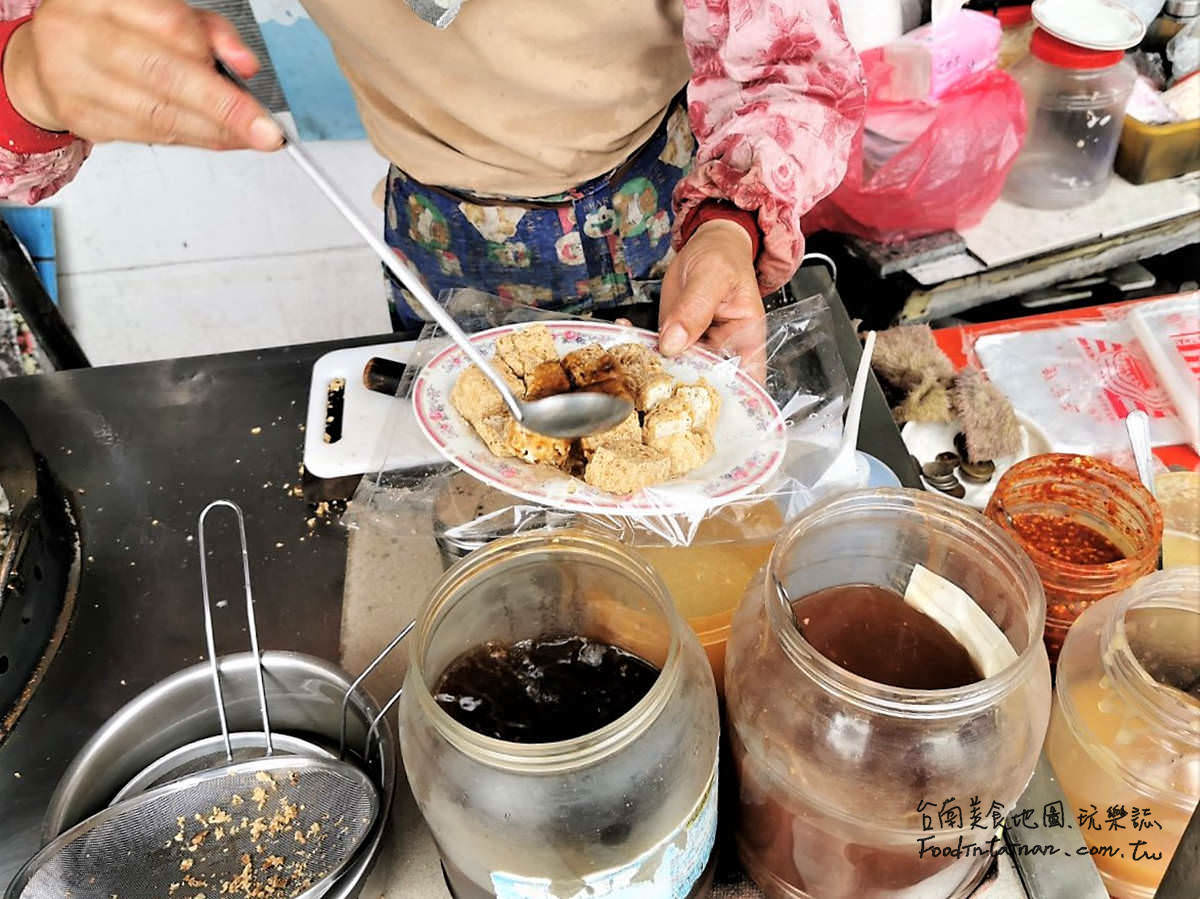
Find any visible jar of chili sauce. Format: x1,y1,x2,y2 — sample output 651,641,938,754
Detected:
986,454,1162,663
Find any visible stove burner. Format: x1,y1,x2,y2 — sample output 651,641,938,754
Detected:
0,463,79,746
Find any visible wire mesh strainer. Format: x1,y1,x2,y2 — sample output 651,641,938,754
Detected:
5,501,382,899
9,755,377,899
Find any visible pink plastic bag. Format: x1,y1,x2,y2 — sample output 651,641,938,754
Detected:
803,47,1026,243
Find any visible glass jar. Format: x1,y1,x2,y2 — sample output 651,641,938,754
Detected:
433,470,783,693
399,531,721,898
1005,29,1137,209
726,489,1052,899
632,498,783,694
986,453,1162,664
1045,568,1200,898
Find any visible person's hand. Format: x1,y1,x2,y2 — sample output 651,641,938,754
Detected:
658,219,767,381
3,0,283,150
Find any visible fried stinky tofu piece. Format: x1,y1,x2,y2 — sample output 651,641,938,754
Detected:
673,380,722,432
472,414,518,458
584,441,671,494
524,360,571,400
642,395,696,446
495,324,558,381
504,418,572,468
562,344,620,388
608,343,674,411
579,411,642,460
450,363,524,424
656,430,715,477
636,371,676,412
608,343,662,377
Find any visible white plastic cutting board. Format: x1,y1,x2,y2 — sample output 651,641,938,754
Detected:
302,341,446,478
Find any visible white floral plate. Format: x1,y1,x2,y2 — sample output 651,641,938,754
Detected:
412,321,787,517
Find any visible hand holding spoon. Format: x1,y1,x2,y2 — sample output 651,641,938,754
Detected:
217,63,632,438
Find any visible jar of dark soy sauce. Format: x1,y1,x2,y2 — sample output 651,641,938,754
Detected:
726,489,1052,899
399,531,721,898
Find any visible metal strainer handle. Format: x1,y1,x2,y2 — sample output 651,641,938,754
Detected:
338,618,416,760
198,499,273,760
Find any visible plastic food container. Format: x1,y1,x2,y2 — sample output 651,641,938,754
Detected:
1005,29,1138,208
726,489,1052,899
986,454,1162,663
399,531,721,898
1045,568,1200,898
1115,113,1200,183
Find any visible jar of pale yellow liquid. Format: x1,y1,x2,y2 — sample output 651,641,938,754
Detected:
1046,567,1200,898
633,499,783,693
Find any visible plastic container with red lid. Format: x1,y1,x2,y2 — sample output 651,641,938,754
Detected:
1004,27,1137,207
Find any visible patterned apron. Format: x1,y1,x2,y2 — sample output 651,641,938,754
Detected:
382,98,694,331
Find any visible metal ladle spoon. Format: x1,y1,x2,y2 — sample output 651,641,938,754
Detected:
219,64,632,439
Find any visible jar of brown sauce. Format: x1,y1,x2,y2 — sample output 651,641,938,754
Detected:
726,489,1052,898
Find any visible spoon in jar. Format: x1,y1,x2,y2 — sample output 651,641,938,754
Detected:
814,330,876,492
218,64,632,439
1125,410,1163,570
1124,410,1156,498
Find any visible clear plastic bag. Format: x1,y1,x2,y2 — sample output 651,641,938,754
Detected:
349,287,855,550
956,295,1199,461
803,47,1027,243
342,289,858,687
1168,17,1200,82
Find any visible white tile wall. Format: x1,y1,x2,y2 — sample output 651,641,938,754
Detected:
43,118,394,366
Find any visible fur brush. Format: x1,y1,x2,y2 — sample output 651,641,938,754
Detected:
897,376,954,424
872,325,956,392
951,367,1022,462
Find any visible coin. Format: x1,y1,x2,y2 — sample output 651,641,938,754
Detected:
929,478,967,498
959,459,995,484
923,460,957,479
958,468,993,485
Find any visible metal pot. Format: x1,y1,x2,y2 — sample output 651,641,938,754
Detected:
42,650,396,899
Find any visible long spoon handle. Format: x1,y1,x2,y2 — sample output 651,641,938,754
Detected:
217,61,523,419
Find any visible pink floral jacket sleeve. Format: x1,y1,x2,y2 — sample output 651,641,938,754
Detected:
0,0,89,204
0,0,865,262
674,0,867,293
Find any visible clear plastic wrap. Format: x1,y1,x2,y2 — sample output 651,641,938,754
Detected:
344,289,857,685
352,287,853,542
